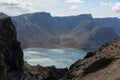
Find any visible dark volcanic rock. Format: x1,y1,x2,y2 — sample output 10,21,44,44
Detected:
23,61,42,80
0,47,7,80
0,17,43,80
33,65,68,80
0,17,24,80
84,52,95,59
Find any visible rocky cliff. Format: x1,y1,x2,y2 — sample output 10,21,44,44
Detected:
0,17,43,80
65,39,120,80
0,17,24,80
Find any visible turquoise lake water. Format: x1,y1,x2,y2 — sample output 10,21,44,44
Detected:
24,48,90,68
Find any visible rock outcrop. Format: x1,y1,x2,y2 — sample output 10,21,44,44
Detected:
0,17,24,80
65,39,120,80
33,65,68,80
23,61,42,80
0,17,42,80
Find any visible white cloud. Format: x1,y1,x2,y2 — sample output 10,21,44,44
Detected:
100,2,108,6
64,0,84,3
0,0,35,14
100,2,112,7
70,4,79,10
100,2,120,13
64,0,83,13
0,0,64,16
112,2,120,12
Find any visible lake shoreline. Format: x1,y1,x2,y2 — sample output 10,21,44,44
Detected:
24,48,91,68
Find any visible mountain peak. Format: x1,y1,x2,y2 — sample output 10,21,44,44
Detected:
0,12,8,19
77,14,93,20
22,12,51,17
77,14,92,17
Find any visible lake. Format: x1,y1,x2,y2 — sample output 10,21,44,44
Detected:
24,48,90,68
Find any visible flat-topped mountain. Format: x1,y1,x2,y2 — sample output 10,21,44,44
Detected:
10,12,119,50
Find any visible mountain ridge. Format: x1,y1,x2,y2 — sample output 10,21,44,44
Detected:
0,12,119,50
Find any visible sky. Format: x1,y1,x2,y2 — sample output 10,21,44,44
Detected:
0,0,120,18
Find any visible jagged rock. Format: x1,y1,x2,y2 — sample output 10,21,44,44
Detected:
65,39,120,80
0,17,24,80
33,65,68,80
0,17,42,80
23,61,42,80
0,46,7,80
84,52,95,59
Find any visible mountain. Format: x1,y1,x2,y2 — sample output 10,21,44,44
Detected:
65,39,120,80
11,12,119,50
12,12,66,48
94,17,120,36
0,16,120,80
0,12,8,19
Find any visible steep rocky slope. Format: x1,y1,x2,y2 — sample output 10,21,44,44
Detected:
94,17,120,36
11,12,119,50
0,17,24,80
0,17,43,80
33,65,68,80
61,26,118,50
65,39,120,80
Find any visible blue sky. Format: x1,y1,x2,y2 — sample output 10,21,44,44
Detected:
0,0,120,18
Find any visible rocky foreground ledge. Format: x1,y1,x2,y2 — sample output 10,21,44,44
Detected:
65,39,120,80
0,17,120,80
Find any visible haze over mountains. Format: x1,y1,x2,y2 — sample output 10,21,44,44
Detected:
0,12,119,50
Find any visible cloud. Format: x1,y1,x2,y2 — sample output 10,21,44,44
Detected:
112,2,120,12
70,4,79,10
64,0,83,13
100,2,120,13
64,0,84,3
0,0,35,12
100,2,112,7
100,2,108,6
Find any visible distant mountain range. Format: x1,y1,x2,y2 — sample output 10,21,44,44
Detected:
0,12,119,50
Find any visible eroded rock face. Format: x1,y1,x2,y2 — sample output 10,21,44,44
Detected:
0,48,7,80
0,17,24,80
33,65,68,80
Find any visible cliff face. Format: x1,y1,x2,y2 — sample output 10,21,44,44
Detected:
0,17,24,80
65,39,120,80
0,17,43,80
